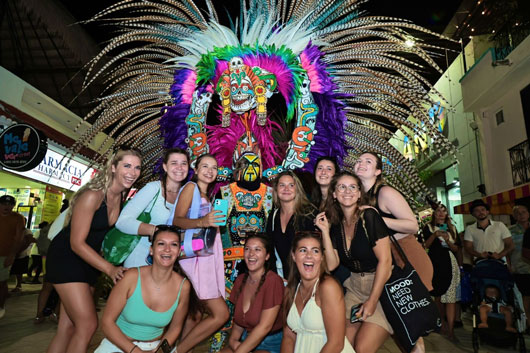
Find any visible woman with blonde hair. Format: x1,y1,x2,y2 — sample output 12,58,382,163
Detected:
46,146,142,353
266,171,316,278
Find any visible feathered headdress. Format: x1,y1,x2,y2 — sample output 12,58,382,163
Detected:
72,0,457,205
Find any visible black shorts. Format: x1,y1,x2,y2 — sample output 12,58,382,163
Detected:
514,273,530,296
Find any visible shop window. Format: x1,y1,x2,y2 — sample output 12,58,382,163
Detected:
496,109,504,125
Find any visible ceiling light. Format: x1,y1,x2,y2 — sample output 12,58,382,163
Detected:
481,11,485,15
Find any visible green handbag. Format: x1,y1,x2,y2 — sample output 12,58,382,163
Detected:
102,189,160,265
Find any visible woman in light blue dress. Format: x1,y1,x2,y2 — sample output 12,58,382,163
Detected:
115,148,189,267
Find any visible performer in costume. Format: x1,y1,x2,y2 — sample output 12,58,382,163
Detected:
72,4,460,350
214,137,273,351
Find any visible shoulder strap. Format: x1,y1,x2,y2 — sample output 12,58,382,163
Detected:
176,277,187,304
271,208,279,232
311,279,320,296
147,188,161,213
177,181,202,218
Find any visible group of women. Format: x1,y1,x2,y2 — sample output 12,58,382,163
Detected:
43,145,433,353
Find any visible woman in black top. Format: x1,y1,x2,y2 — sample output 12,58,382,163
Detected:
421,204,460,340
311,156,340,210
266,171,316,279
46,147,142,353
316,171,392,353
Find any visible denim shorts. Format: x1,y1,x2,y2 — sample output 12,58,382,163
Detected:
241,329,282,353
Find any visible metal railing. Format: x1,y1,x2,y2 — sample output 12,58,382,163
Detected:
509,139,530,186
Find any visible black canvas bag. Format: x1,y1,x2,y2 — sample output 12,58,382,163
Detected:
379,234,442,352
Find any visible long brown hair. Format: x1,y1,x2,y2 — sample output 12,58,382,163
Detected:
235,232,274,301
273,171,316,224
283,231,329,322
429,204,457,242
358,151,384,207
151,225,205,316
310,156,339,208
190,153,217,197
66,147,142,225
161,148,189,209
323,171,364,225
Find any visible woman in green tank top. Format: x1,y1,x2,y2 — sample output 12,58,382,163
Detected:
95,225,191,353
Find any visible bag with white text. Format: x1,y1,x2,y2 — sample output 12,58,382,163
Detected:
379,234,441,352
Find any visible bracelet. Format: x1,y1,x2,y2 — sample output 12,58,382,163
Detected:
129,345,138,353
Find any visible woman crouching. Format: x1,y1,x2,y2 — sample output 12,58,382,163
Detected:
220,233,284,353
282,231,355,353
96,225,190,353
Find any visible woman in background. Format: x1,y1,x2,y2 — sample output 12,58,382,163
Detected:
311,157,340,211
116,148,189,267
421,204,460,341
46,146,142,353
266,171,316,279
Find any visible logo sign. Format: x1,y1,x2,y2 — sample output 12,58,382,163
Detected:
0,124,48,171
9,148,97,191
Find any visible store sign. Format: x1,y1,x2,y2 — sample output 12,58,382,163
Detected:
0,123,48,171
10,148,97,191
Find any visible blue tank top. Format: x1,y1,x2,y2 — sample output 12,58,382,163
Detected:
116,268,185,341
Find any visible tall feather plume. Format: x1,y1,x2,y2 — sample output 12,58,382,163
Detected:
73,0,456,206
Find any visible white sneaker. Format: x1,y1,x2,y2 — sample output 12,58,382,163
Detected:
0,306,5,319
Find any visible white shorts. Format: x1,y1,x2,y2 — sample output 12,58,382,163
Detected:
95,338,171,353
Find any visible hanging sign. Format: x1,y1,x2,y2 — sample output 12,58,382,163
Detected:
10,148,97,191
0,124,48,171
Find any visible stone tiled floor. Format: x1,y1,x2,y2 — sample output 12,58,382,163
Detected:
1,277,529,352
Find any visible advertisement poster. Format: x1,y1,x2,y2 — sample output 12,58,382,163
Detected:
42,186,63,223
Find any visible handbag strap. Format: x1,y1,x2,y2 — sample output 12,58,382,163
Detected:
388,233,412,267
147,188,160,214
182,182,204,257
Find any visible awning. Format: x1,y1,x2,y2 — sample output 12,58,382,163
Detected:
453,182,530,215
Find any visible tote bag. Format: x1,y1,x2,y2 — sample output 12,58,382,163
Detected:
102,190,159,265
379,234,442,352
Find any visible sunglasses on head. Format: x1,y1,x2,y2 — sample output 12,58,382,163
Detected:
113,144,142,154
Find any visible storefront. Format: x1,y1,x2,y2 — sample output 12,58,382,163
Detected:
1,145,96,229
454,182,530,215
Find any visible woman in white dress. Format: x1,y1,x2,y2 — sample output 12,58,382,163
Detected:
282,231,355,353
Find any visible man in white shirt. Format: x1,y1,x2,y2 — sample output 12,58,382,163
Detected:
464,199,514,261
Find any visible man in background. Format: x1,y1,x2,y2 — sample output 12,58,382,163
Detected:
464,199,514,262
0,195,25,319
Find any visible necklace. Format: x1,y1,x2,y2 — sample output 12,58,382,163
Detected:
299,284,313,304
166,189,179,193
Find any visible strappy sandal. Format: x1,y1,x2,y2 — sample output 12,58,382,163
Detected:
33,316,45,324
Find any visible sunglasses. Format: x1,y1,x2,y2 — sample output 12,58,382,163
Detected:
155,225,181,233
113,144,142,154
